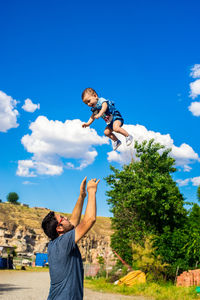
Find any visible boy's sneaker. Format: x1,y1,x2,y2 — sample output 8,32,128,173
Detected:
113,140,122,151
126,135,133,146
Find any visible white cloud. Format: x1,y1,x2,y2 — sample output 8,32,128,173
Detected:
16,116,199,177
22,181,37,185
171,143,198,164
189,79,200,99
0,90,19,132
107,124,199,168
190,64,200,78
176,176,200,187
191,176,200,186
183,165,192,172
17,116,108,176
188,65,200,116
188,101,200,117
176,179,190,186
22,98,40,113
66,162,75,169
17,157,66,177
17,160,37,177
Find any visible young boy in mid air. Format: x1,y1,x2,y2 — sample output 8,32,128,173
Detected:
82,88,133,151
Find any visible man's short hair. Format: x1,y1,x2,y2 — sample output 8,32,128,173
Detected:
42,211,59,240
82,88,98,100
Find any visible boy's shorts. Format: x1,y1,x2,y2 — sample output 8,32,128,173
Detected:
107,112,124,130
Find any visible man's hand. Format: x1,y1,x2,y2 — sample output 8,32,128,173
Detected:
75,177,100,243
70,177,87,227
80,176,87,198
82,123,89,128
87,178,100,193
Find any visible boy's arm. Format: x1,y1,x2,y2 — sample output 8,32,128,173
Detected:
75,178,100,243
82,113,95,127
70,177,87,227
94,102,108,119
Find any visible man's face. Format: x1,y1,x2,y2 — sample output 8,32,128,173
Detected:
55,214,74,235
83,93,98,107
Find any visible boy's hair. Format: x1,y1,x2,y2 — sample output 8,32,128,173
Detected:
82,88,98,100
42,211,59,240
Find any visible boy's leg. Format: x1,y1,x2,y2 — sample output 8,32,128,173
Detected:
113,120,133,146
105,126,122,151
104,126,118,141
112,120,129,137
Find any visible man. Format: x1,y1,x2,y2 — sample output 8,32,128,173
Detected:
42,177,100,300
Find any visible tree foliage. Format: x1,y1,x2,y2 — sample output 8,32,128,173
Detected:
132,235,168,281
105,140,187,267
197,186,200,202
105,140,200,279
6,192,20,205
153,203,200,277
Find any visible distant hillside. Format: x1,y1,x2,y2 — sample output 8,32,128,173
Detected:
0,203,112,235
0,203,114,263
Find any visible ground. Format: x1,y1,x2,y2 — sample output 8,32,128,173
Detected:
0,271,151,300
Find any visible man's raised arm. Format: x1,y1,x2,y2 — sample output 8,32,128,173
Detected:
70,177,87,227
75,178,100,243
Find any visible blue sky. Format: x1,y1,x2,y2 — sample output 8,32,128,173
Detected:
0,0,200,216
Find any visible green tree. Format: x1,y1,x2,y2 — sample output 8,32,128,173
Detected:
185,203,200,265
97,255,105,266
153,194,200,278
153,226,190,276
197,186,200,202
188,203,200,226
6,192,20,205
105,140,187,266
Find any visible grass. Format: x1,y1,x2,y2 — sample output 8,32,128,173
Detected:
84,277,199,300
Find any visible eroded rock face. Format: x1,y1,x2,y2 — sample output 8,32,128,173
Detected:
0,221,48,254
0,221,114,264
78,234,114,264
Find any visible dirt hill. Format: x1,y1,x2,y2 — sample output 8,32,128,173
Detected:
0,203,114,264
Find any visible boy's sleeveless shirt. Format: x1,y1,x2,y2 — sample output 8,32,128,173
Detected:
91,97,117,125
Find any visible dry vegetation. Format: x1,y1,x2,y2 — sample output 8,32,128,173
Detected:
0,203,112,236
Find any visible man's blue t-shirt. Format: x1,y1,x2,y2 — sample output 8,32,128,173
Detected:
47,229,84,300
